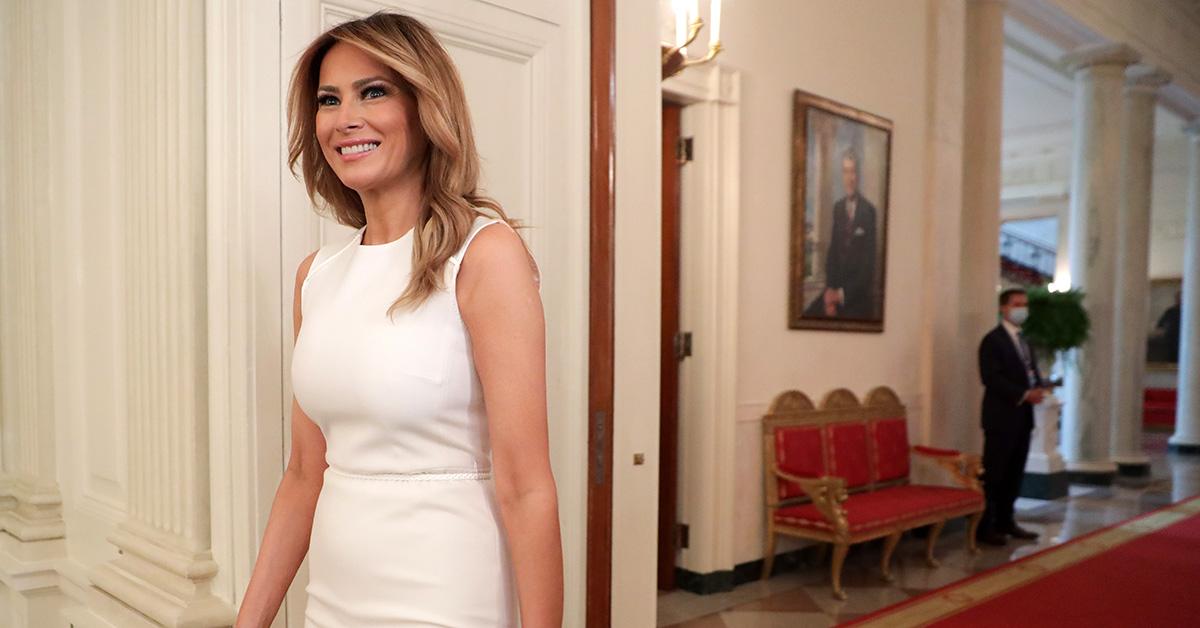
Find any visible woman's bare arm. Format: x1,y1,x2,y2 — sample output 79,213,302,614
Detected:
457,223,563,628
236,251,329,628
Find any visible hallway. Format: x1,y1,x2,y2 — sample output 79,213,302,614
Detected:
658,433,1200,627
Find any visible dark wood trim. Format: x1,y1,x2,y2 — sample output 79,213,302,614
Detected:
1020,471,1071,500
587,0,615,625
1066,470,1117,485
657,101,682,591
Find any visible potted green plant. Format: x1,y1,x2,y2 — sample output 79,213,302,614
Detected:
1021,286,1091,378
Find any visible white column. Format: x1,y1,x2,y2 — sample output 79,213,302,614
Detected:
86,1,234,625
1172,121,1200,454
1111,66,1171,476
956,0,1005,453
1060,43,1140,483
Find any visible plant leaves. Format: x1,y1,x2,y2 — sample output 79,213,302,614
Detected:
1022,286,1091,354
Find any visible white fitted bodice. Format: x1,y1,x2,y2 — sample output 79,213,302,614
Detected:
291,215,506,476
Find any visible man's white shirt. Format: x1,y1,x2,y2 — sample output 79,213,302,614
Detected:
1001,318,1024,360
1001,318,1035,405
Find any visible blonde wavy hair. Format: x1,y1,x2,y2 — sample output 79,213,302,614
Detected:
287,11,532,314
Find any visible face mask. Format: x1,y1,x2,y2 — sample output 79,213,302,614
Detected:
1009,307,1029,326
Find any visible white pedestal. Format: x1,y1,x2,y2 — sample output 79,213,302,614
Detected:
1022,395,1070,499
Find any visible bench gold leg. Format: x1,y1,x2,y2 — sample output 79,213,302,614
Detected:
761,527,777,580
967,512,983,554
880,532,902,582
831,543,849,600
925,520,946,568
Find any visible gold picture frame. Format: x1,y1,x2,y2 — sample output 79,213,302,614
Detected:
788,89,893,332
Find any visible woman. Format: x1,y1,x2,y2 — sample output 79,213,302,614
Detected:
236,12,563,627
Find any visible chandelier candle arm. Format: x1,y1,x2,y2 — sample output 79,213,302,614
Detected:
663,17,704,64
661,1,723,79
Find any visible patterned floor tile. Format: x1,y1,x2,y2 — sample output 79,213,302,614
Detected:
804,585,911,616
662,613,729,628
721,610,834,628
727,587,822,613
888,562,971,590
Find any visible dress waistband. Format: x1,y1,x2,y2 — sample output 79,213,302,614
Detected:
326,466,492,482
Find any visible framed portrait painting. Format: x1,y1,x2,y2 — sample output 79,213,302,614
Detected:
788,89,892,332
1147,278,1182,367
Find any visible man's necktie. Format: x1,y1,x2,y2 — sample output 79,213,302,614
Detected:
1017,332,1036,386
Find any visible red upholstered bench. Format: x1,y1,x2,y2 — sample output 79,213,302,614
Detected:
1143,388,1176,430
761,387,984,600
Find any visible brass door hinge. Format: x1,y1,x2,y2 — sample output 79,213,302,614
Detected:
674,331,693,361
677,136,693,164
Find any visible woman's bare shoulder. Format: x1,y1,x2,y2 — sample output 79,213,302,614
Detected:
460,221,540,290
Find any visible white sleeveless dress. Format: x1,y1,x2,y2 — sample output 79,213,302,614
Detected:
292,215,519,627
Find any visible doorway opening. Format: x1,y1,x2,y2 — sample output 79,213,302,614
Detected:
658,100,686,592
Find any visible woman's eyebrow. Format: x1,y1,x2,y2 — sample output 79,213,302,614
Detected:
317,75,393,93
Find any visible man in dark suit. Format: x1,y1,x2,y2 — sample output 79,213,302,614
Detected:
1152,291,1182,362
977,288,1049,545
822,151,878,319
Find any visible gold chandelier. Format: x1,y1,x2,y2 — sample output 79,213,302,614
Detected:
661,0,723,79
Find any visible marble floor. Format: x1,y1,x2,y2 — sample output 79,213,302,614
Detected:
656,432,1200,627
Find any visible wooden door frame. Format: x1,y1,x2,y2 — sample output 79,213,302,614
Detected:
657,101,683,591
587,0,615,625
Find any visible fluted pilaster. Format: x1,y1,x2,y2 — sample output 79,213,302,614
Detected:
87,1,233,625
1111,66,1171,476
1059,43,1140,484
0,0,67,546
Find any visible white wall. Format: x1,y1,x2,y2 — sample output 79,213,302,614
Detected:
1151,134,1190,278
716,0,934,565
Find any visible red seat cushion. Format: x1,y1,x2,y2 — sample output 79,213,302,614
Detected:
773,485,983,534
1143,388,1176,428
1144,388,1176,404
775,426,826,500
827,423,871,488
1143,407,1175,427
870,418,910,483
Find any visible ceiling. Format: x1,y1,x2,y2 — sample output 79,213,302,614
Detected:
1000,13,1193,278
1001,16,1187,141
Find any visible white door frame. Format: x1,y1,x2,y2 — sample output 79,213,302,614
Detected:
661,64,742,577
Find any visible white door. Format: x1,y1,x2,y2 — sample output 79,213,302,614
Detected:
277,1,589,625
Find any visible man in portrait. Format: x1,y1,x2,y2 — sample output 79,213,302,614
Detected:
1149,291,1182,363
821,150,878,319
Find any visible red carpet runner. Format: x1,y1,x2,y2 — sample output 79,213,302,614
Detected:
846,495,1200,627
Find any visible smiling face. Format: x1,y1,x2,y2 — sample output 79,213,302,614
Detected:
315,42,428,194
